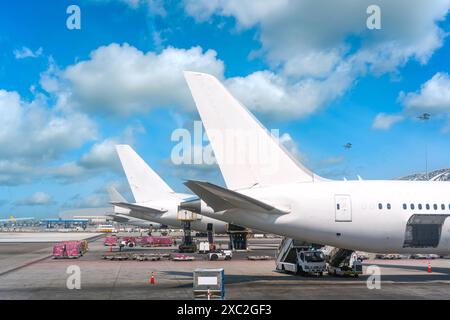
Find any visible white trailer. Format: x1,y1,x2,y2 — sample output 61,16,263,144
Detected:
198,241,210,253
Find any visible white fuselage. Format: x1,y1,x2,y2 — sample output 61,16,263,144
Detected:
113,214,162,229
124,199,229,234
200,180,450,254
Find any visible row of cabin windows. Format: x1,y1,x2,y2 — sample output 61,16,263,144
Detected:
402,203,449,211
375,203,450,210
338,203,450,211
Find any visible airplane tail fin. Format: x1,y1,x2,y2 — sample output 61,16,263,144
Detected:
184,71,324,190
107,186,127,203
107,186,129,215
115,145,177,203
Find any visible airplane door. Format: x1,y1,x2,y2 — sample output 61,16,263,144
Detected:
335,195,352,222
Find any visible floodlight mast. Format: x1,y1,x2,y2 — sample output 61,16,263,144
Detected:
417,113,431,180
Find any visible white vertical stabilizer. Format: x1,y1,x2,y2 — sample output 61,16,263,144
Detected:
184,71,322,190
107,186,127,203
116,145,177,202
107,186,129,215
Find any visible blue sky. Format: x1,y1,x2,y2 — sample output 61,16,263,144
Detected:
1,0,450,218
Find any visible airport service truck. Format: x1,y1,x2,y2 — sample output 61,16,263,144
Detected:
325,249,363,277
276,238,327,276
208,250,233,261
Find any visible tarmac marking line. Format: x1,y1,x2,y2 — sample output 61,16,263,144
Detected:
0,234,105,278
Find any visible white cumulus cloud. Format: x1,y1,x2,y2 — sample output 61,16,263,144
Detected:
0,88,98,186
184,0,450,117
226,66,353,119
94,0,167,15
13,47,43,59
184,0,450,75
372,113,405,130
400,73,450,113
49,123,145,184
44,44,224,115
0,90,97,162
15,192,53,206
85,2,450,119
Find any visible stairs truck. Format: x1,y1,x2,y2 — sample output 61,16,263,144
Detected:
323,247,363,277
275,238,326,276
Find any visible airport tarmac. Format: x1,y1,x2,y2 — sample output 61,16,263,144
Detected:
0,234,449,300
0,232,102,243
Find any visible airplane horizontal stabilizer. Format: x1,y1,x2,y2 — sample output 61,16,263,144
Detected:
110,202,167,215
108,215,130,223
184,180,289,215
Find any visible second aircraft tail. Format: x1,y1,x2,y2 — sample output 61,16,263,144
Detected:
116,145,178,203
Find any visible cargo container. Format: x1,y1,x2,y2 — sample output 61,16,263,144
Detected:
61,240,88,254
53,241,83,259
140,236,173,247
104,235,118,246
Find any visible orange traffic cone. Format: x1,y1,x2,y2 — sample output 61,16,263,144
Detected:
428,261,432,273
150,272,155,284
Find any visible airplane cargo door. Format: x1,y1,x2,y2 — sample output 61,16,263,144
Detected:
335,195,352,222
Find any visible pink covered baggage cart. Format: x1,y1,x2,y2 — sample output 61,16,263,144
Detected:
53,241,83,259
104,235,118,246
140,236,173,247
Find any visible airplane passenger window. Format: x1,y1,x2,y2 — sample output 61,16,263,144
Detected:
411,204,415,210
441,204,445,210
378,203,382,210
433,204,438,210
403,204,407,210
426,204,430,210
387,203,391,210
337,204,340,210
418,204,422,210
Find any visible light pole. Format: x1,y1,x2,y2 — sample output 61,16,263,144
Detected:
417,113,431,180
343,143,352,179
